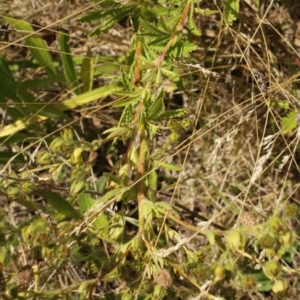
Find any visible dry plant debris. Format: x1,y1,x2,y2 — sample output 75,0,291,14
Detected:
0,0,299,299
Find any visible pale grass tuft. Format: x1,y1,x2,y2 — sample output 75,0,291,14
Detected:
181,63,220,78
278,155,290,170
206,137,223,169
206,108,256,170
250,134,277,184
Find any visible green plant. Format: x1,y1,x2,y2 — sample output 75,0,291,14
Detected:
0,0,300,299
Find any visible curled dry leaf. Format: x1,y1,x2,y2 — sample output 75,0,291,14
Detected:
154,268,172,289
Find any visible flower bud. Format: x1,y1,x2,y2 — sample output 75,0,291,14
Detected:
284,203,299,218
225,230,246,251
272,280,288,298
36,151,52,165
258,233,277,249
263,260,282,280
240,274,256,291
267,216,287,234
6,186,20,199
278,230,294,246
213,265,225,282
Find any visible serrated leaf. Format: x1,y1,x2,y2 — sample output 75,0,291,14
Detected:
160,67,180,82
281,111,297,133
224,0,240,25
99,187,127,204
148,91,165,119
119,105,133,126
113,94,141,107
156,201,174,212
188,16,201,36
102,126,132,140
139,17,169,37
146,170,157,190
88,6,134,36
140,199,156,220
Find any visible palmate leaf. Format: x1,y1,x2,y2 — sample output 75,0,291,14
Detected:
173,40,198,57
151,40,197,58
79,0,124,23
139,17,169,37
87,5,137,36
160,67,180,82
148,35,172,46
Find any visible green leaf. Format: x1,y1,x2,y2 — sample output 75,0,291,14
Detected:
153,160,181,171
139,17,169,37
59,32,80,94
146,169,157,190
81,48,94,92
148,91,165,120
153,108,188,121
188,17,201,36
17,85,67,118
113,94,141,107
224,0,240,25
0,84,122,138
281,111,297,134
20,74,66,89
0,54,18,102
79,193,95,215
93,212,109,234
99,187,127,204
44,191,82,219
96,176,108,194
195,8,218,15
102,126,132,140
5,18,56,76
188,5,201,36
